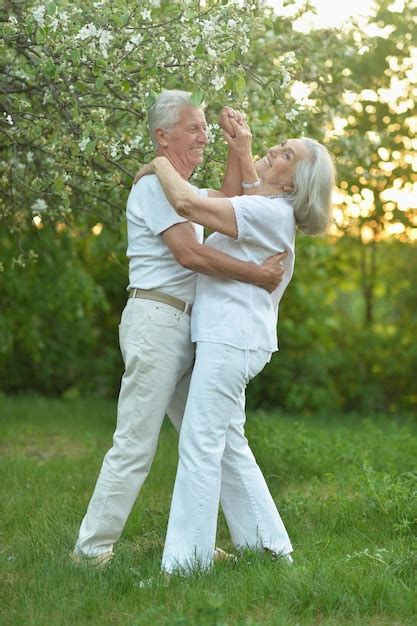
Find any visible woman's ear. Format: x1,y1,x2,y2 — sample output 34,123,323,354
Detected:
283,184,294,192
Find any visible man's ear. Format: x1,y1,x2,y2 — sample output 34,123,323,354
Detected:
156,128,169,148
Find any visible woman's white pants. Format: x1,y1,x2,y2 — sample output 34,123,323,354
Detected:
162,341,293,573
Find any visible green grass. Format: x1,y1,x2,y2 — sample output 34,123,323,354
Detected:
0,395,416,626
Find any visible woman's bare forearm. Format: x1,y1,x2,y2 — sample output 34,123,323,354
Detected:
153,157,195,209
219,148,242,197
238,152,260,196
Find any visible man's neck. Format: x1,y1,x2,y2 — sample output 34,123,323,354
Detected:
156,148,192,180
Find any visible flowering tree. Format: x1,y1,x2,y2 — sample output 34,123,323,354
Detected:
1,0,300,263
1,0,358,264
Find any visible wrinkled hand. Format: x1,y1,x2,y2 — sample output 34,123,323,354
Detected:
218,106,247,138
259,251,288,293
133,157,164,184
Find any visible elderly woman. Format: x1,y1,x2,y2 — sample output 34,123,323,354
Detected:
135,116,335,574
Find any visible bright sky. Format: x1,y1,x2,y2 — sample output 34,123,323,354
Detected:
269,0,374,29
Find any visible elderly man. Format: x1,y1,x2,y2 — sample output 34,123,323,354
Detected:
72,90,286,565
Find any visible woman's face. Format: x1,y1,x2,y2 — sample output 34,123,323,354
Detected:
255,139,310,190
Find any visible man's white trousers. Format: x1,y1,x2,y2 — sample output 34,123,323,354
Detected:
74,298,195,556
162,341,293,573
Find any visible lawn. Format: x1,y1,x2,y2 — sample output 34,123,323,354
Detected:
0,395,416,626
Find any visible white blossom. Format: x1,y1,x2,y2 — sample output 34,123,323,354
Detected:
32,5,46,27
150,0,161,6
141,9,151,21
58,11,69,25
27,151,34,162
207,46,217,58
110,142,120,158
281,70,291,88
98,29,113,58
49,17,59,32
31,198,47,212
285,109,298,122
240,36,250,53
123,144,132,155
76,23,98,41
78,136,90,152
211,74,225,91
130,135,142,148
3,112,13,126
8,15,18,25
206,123,219,143
131,34,143,45
201,19,216,36
283,51,297,66
227,19,237,29
124,41,134,52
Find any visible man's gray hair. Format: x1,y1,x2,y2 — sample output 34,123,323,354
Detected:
291,138,336,236
148,90,202,150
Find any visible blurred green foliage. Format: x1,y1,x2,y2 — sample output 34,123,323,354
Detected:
1,221,416,413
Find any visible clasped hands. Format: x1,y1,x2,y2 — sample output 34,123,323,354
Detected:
218,106,253,158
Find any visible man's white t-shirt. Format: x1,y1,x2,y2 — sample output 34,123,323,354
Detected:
191,195,296,352
126,175,206,304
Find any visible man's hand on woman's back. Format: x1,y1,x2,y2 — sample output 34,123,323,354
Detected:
258,252,288,293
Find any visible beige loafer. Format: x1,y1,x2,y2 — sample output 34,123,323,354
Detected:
213,547,238,563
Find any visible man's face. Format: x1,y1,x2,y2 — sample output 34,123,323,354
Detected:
157,106,209,173
255,139,310,190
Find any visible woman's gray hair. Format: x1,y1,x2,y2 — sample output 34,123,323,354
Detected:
148,90,202,150
291,138,336,236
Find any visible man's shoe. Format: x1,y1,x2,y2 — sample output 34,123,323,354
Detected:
264,548,293,564
69,550,113,568
136,573,172,588
213,547,238,563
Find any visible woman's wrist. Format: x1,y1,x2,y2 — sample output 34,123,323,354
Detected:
239,153,258,185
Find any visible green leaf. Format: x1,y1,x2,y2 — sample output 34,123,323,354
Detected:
47,2,57,16
122,11,130,25
71,49,80,65
235,76,246,95
225,77,234,92
195,42,205,56
84,141,96,157
225,50,236,64
95,75,105,90
54,177,64,193
35,30,46,44
190,89,205,106
45,59,56,78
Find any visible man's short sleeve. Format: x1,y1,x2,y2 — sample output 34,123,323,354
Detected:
135,175,188,236
230,195,294,253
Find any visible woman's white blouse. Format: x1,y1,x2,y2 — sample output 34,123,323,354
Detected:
191,194,296,352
